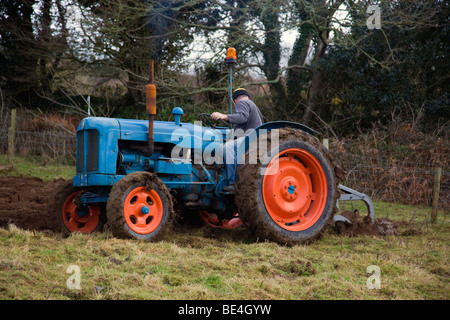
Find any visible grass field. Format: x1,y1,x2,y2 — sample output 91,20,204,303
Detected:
0,156,448,300
0,155,74,181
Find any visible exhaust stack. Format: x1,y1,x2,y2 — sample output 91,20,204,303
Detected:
143,60,156,157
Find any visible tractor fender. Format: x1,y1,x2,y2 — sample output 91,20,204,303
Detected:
252,121,315,136
238,121,315,154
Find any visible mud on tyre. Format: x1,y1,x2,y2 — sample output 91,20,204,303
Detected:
106,171,174,241
234,128,343,245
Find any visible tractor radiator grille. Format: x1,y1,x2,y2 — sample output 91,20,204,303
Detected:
76,129,99,173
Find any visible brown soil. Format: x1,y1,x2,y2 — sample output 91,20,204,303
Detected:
335,210,399,236
0,176,62,232
0,175,400,238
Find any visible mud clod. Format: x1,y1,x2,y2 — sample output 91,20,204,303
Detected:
335,209,399,236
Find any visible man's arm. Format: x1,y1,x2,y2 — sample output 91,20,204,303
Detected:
211,112,228,121
226,102,249,124
211,101,250,123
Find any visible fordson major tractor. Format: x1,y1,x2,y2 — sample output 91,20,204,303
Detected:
52,52,374,245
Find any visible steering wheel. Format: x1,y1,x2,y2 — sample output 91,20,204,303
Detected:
198,113,231,129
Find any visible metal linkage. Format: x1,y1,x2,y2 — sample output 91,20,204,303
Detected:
335,184,375,224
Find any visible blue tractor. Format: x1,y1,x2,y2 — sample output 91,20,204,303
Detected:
52,60,374,245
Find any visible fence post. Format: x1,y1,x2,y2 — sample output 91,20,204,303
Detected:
431,167,442,223
7,108,17,165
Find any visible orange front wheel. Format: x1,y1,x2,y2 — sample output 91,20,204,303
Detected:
123,187,164,235
61,191,101,233
106,172,173,241
53,179,104,236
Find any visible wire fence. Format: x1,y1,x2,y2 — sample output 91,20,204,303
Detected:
0,109,77,163
0,112,448,213
0,128,76,163
331,151,449,213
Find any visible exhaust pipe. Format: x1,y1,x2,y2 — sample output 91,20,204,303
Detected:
143,60,156,157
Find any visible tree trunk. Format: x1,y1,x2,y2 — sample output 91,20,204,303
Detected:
302,69,325,124
302,31,328,125
287,31,313,115
260,8,286,117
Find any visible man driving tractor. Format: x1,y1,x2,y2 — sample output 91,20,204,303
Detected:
211,88,264,191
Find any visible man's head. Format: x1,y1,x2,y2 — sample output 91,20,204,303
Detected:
232,88,249,104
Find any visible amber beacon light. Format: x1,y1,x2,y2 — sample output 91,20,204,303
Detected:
225,47,237,63
225,47,237,114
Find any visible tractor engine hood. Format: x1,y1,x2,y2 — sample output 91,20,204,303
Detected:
77,117,227,150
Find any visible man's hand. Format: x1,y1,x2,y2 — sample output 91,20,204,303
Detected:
211,112,228,121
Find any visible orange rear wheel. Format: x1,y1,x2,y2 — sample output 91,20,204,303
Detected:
262,148,328,231
234,128,340,245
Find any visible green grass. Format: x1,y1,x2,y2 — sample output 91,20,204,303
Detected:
0,156,448,300
0,154,74,181
0,217,448,300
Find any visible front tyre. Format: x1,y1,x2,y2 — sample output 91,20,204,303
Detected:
106,172,173,241
52,179,104,236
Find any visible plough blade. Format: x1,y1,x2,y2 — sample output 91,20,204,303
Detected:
335,184,375,224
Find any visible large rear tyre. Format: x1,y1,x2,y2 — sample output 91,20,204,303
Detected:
52,179,104,236
106,172,173,241
235,128,343,245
